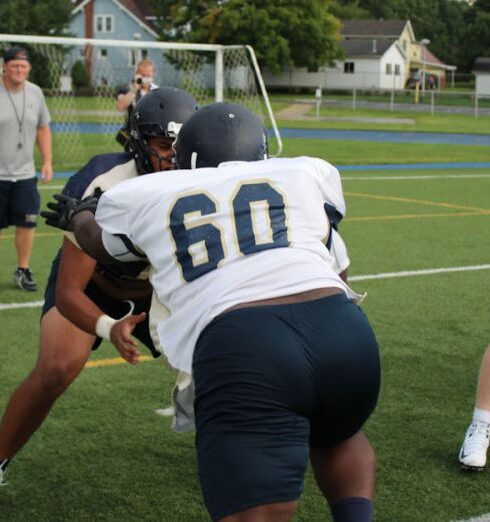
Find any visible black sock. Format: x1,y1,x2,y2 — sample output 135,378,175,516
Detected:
331,497,373,522
0,459,10,472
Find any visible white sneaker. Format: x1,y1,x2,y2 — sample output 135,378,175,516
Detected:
154,406,175,417
459,421,490,470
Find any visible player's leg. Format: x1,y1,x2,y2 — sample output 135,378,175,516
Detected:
459,344,490,470
306,294,380,522
14,226,35,270
0,181,11,284
11,178,40,291
475,346,490,411
218,500,298,522
193,307,312,522
0,307,94,461
310,432,375,522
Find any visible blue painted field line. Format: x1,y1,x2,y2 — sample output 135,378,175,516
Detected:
278,128,490,146
339,162,490,171
51,123,490,146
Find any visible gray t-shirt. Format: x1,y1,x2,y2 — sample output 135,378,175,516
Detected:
0,80,51,181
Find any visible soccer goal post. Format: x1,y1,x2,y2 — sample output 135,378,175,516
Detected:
0,34,282,174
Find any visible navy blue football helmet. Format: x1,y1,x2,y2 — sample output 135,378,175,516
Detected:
175,102,268,169
128,87,199,173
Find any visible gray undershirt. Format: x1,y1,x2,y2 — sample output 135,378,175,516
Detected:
0,80,51,181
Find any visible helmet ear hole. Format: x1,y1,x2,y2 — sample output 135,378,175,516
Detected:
128,87,199,174
175,103,268,170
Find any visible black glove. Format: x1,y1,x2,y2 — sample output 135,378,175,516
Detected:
41,188,102,231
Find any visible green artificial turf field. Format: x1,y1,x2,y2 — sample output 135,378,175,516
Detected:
1,120,489,520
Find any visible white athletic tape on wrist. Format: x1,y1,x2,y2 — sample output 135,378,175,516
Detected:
95,314,118,341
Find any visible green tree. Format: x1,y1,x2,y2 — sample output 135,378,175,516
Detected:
460,0,490,70
0,0,73,87
149,0,342,74
0,0,72,36
71,60,91,90
330,0,370,19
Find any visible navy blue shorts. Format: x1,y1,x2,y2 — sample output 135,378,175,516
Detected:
0,178,40,229
193,293,380,520
42,251,159,357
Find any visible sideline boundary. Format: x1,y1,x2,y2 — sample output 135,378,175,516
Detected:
2,264,489,312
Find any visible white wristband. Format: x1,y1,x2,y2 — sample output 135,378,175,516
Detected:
95,314,118,341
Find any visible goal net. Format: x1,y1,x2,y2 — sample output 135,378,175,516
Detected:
0,34,282,175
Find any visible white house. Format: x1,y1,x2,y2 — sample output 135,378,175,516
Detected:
473,57,490,96
324,38,407,90
263,19,455,92
264,37,406,91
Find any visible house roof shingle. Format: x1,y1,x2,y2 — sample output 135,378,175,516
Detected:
340,38,396,58
473,57,490,73
341,19,409,38
72,0,157,33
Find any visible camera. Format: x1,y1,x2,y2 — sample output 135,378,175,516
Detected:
134,75,152,86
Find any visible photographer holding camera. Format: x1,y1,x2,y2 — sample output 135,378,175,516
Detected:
116,59,158,148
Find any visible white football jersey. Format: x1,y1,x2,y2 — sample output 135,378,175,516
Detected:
96,156,358,373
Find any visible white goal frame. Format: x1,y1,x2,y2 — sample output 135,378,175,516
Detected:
0,33,282,172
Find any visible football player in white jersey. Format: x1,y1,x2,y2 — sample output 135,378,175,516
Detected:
44,103,380,522
0,88,198,486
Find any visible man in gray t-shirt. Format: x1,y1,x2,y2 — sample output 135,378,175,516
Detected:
0,46,52,291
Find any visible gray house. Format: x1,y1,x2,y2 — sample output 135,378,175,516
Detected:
69,0,160,86
473,57,490,96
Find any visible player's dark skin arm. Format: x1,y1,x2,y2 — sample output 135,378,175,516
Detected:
56,238,107,335
70,210,115,264
67,212,148,364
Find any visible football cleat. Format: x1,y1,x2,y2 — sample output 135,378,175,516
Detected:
459,421,490,471
13,267,37,291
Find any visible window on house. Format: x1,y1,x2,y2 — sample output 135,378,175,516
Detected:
95,15,114,33
129,49,147,66
403,40,407,52
98,49,108,59
395,64,401,76
386,64,392,75
344,62,355,74
130,49,137,67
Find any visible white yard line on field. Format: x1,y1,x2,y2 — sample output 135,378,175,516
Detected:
1,264,490,311
453,514,490,522
0,300,45,310
39,185,64,190
342,174,490,181
348,264,490,282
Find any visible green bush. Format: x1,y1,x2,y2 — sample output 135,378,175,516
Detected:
71,60,91,90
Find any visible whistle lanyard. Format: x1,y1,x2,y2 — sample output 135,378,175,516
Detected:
5,86,26,149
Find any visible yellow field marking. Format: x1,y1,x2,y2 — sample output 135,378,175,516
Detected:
345,210,490,222
85,355,153,368
345,191,489,212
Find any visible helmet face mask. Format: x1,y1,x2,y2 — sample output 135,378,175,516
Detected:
175,103,268,170
128,87,198,174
